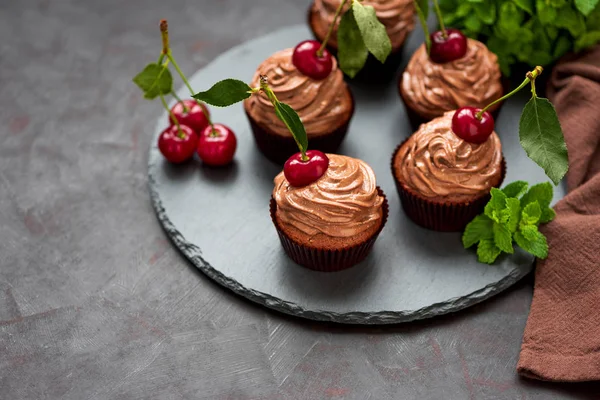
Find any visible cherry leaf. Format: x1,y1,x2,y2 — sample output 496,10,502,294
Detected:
133,63,173,100
352,2,392,63
193,79,252,107
338,10,369,78
274,102,308,155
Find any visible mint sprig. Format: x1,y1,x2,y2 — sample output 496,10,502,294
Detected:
193,76,308,159
463,181,556,264
337,0,392,78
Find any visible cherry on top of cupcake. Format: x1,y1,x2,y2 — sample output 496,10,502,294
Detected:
294,0,393,79
194,76,330,187
449,66,568,186
414,0,468,64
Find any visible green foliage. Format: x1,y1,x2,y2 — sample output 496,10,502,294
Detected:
438,0,600,75
193,79,252,107
463,180,557,264
133,63,173,100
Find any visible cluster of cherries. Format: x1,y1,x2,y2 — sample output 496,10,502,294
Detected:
158,100,237,166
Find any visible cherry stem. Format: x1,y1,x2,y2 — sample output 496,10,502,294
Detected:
317,0,349,57
258,75,308,161
432,0,447,38
475,66,543,120
160,94,184,138
170,90,188,113
160,19,215,133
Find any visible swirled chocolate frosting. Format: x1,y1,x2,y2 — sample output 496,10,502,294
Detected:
311,0,415,51
394,111,503,201
244,48,353,137
400,39,503,120
273,154,384,238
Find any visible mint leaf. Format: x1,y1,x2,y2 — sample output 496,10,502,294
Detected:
352,2,392,63
133,63,173,100
575,0,600,16
274,102,308,155
493,222,514,253
484,188,508,223
474,2,496,24
515,228,549,258
519,97,569,185
520,182,553,209
575,31,600,52
553,35,573,58
555,6,586,37
414,0,431,52
537,0,558,24
505,197,522,233
513,0,534,14
193,79,252,107
477,239,503,264
540,207,556,223
502,181,528,198
463,214,493,248
338,10,369,78
521,201,542,225
520,224,540,241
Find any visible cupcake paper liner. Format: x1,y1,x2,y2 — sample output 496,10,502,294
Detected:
270,187,389,272
391,142,507,232
245,92,355,165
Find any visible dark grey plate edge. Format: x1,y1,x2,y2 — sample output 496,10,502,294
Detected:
147,158,533,325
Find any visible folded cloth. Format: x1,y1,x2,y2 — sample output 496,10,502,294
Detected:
517,45,600,382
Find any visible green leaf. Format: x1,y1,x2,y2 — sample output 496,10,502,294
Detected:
540,207,556,223
474,2,496,24
505,197,522,232
555,6,586,37
463,214,494,248
553,35,573,58
502,181,528,198
464,13,483,32
521,201,542,225
414,0,432,52
513,0,534,14
519,97,569,185
493,222,514,253
575,0,600,16
132,63,173,100
514,228,549,258
477,239,503,264
274,102,308,155
338,11,369,78
352,2,392,63
537,0,558,24
193,79,252,107
575,31,600,52
520,182,554,209
485,188,508,223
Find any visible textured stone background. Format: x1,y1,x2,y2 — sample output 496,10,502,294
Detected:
1,0,599,398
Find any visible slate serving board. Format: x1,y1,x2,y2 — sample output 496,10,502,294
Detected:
148,25,565,324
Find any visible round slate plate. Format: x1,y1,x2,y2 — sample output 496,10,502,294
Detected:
148,25,565,324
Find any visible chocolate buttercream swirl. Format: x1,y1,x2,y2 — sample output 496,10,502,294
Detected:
396,111,503,198
312,0,415,50
245,48,352,137
401,39,503,120
273,154,384,237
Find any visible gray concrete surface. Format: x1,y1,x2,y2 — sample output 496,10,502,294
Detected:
1,0,599,398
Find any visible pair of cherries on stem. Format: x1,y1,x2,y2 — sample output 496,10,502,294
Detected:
158,99,237,165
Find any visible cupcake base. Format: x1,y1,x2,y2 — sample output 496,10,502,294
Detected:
270,187,389,272
391,143,507,232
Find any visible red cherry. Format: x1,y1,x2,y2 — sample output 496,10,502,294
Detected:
284,150,329,187
170,99,210,134
451,107,495,144
158,124,198,163
197,123,237,166
429,29,468,64
292,40,333,80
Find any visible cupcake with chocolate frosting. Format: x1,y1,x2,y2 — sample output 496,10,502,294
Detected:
399,38,505,130
271,153,388,271
244,48,354,164
309,0,416,83
391,111,505,231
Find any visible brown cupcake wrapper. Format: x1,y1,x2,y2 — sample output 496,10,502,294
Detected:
398,76,511,132
391,141,507,232
270,187,389,272
245,92,355,165
308,6,405,85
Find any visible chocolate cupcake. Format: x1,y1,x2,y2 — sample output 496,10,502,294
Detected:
309,0,416,83
391,111,505,232
244,49,354,164
271,153,388,271
399,39,505,130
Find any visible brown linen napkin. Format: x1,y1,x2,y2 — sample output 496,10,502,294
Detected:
517,45,600,382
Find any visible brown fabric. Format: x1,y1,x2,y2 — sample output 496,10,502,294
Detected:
517,45,600,382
